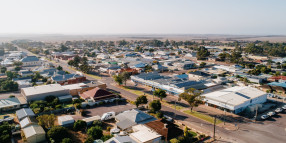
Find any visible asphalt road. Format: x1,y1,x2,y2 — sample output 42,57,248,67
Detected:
18,47,286,143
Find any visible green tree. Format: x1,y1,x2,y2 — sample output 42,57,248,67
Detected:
73,55,81,68
61,138,73,143
1,80,18,91
135,95,148,108
57,65,63,71
36,114,56,129
79,64,91,73
153,89,167,101
14,66,21,71
149,100,161,113
121,71,131,86
1,67,7,73
113,75,123,85
0,123,12,143
196,46,210,60
87,126,103,140
200,62,206,68
60,45,69,52
179,88,204,112
73,120,87,131
84,136,94,143
68,60,75,67
170,138,180,143
47,126,70,143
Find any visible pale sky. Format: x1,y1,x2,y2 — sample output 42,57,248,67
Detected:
0,0,285,35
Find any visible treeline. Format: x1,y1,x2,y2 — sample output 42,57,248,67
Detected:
244,41,286,57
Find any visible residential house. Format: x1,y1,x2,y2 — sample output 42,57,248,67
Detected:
22,125,46,143
51,73,86,85
16,108,35,121
20,56,43,66
129,124,162,143
80,87,116,102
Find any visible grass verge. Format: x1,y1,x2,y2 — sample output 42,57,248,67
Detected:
183,110,223,124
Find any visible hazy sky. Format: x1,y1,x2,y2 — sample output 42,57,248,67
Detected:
0,0,286,35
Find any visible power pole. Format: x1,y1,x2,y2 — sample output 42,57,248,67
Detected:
213,115,217,141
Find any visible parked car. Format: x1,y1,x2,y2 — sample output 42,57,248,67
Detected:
267,111,276,116
261,115,269,120
275,108,283,113
101,112,115,121
282,105,286,110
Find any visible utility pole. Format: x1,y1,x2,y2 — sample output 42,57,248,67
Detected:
213,115,217,141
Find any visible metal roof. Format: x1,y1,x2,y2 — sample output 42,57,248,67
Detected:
20,56,39,62
22,124,45,138
22,84,67,96
0,97,21,109
16,108,35,121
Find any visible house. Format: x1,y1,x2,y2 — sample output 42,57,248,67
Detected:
82,116,101,126
16,108,35,121
20,56,43,66
62,82,106,96
0,97,21,112
129,124,162,143
19,116,38,128
268,76,286,82
188,71,211,81
51,73,86,85
105,136,137,143
203,86,267,114
115,109,156,130
52,52,75,60
19,70,34,77
145,119,183,141
22,125,46,143
80,87,116,102
21,84,70,102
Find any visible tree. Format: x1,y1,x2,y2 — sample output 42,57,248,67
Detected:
179,88,204,112
153,89,167,101
84,136,94,143
73,55,81,68
196,46,210,60
0,123,12,143
47,126,70,143
87,126,103,140
73,120,87,131
135,95,148,108
149,100,161,113
1,80,18,91
1,67,7,73
57,65,63,71
13,61,23,66
44,50,50,55
79,64,91,73
170,138,180,143
121,71,131,86
200,62,206,68
37,114,56,129
113,75,123,85
68,60,75,67
14,66,21,71
61,138,73,143
60,44,69,52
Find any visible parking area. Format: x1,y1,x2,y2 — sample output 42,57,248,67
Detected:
72,102,135,120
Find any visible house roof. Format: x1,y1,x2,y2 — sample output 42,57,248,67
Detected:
20,56,39,62
51,74,83,82
189,71,210,77
105,136,137,143
130,124,162,143
22,125,45,138
20,116,37,128
115,109,156,129
268,76,286,81
80,87,115,100
268,82,286,88
16,108,35,120
0,97,21,109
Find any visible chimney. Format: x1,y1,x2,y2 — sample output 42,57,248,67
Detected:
164,123,168,128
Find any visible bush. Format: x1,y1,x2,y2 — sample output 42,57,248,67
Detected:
93,120,102,127
0,123,12,143
73,120,87,131
170,138,180,143
47,126,70,143
106,126,111,131
156,111,163,118
55,104,62,109
61,138,73,143
87,126,103,140
84,136,94,143
101,135,113,142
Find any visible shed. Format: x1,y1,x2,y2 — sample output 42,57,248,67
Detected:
82,115,101,126
58,115,75,126
22,125,46,143
16,108,35,121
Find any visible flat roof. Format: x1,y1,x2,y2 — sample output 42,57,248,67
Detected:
203,86,266,106
22,84,66,96
62,83,88,90
58,115,74,122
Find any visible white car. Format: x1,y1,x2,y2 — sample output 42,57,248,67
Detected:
275,108,283,113
101,112,115,121
282,105,286,110
261,115,269,120
267,111,276,116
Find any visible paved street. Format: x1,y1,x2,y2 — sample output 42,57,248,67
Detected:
19,47,286,143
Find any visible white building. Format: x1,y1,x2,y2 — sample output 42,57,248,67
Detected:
130,124,162,143
58,115,75,126
20,56,43,66
203,86,267,114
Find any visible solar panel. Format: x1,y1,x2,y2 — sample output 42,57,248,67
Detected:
235,92,250,99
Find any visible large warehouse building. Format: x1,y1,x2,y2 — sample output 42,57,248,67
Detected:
203,86,267,114
21,84,70,102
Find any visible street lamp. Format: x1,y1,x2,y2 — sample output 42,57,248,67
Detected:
224,99,233,125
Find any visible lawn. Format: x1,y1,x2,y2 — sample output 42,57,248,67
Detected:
183,110,223,124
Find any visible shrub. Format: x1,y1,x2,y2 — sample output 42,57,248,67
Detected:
87,126,103,140
55,104,62,109
73,120,87,131
47,126,70,143
93,120,102,127
84,136,94,143
156,111,163,118
106,126,111,131
61,138,73,143
101,135,113,142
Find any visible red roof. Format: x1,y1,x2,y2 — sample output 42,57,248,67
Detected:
268,76,286,81
80,87,115,100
